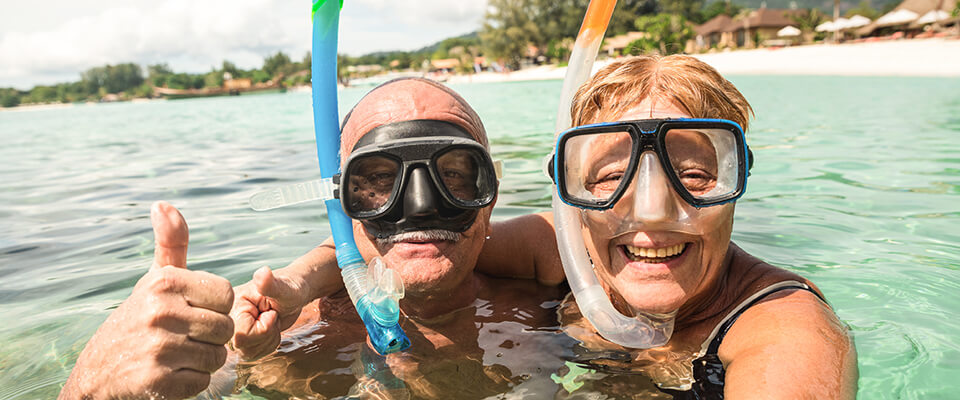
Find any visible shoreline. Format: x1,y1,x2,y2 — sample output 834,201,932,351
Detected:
5,38,957,112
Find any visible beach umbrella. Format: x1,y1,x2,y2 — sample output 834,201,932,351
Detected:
777,26,802,37
815,21,836,32
875,9,919,27
846,15,872,28
914,10,950,25
833,17,851,30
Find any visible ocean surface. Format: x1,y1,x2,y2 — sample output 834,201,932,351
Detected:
1,76,958,399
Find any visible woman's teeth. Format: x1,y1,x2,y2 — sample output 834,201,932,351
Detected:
623,243,686,262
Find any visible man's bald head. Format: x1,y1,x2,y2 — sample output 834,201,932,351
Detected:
341,78,488,161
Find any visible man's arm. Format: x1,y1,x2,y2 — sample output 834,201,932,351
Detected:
719,289,858,399
476,212,564,286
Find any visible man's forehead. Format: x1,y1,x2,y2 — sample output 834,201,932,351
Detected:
341,80,484,153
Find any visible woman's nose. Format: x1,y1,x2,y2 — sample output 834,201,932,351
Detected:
619,152,681,223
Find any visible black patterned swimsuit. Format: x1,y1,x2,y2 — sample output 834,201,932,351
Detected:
659,281,827,400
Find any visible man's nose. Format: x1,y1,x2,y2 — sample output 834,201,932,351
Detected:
403,167,440,217
619,152,681,223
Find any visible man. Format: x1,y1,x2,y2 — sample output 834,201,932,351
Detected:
60,78,564,399
229,78,567,398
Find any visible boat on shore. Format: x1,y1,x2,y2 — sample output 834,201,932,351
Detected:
153,78,285,100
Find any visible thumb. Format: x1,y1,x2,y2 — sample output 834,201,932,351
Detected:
253,266,297,306
151,201,189,270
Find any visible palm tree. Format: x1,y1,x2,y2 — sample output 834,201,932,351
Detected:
789,8,825,43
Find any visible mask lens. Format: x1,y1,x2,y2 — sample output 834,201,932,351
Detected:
344,155,401,215
435,148,492,205
663,128,741,202
562,130,633,204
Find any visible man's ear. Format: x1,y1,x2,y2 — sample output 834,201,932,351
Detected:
485,194,498,238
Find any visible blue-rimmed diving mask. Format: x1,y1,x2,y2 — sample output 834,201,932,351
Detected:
548,118,752,211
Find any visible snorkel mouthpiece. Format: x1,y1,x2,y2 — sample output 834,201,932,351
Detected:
339,256,409,354
312,0,409,355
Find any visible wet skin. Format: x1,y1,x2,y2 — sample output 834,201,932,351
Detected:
237,275,574,399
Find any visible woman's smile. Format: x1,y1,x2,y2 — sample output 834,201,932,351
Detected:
615,241,693,274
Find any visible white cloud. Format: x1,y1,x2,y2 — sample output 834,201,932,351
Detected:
0,0,309,88
0,0,488,89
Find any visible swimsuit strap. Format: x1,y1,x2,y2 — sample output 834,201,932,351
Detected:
701,281,827,356
659,281,828,399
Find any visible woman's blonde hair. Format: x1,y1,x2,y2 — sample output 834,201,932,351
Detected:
571,55,754,132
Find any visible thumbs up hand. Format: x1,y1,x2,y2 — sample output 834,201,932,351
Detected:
231,265,312,361
60,202,235,400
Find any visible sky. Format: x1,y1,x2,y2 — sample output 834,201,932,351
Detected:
0,0,489,89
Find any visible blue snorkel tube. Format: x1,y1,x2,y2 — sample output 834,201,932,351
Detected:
311,0,410,355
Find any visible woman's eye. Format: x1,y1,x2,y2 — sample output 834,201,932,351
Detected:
679,169,716,193
599,172,623,183
585,172,623,196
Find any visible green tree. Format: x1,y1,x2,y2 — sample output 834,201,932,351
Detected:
844,0,879,19
204,69,224,88
221,60,241,79
608,0,659,35
252,70,271,84
103,63,144,94
626,14,694,55
147,64,173,87
546,37,575,62
26,85,59,103
302,52,312,72
660,0,704,23
0,88,21,107
81,66,108,95
263,51,292,78
701,0,743,22
789,8,825,41
165,73,199,90
481,0,542,70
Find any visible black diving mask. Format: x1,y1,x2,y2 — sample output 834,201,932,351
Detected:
337,120,500,239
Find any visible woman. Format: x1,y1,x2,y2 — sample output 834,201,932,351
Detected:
480,55,858,399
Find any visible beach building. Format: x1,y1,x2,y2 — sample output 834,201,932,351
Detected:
346,64,384,75
223,78,252,91
602,31,648,56
694,15,736,49
693,8,805,51
430,58,461,73
857,0,959,36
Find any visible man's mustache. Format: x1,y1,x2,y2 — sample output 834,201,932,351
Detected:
376,229,462,246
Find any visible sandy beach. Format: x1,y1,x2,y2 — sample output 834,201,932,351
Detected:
446,38,960,85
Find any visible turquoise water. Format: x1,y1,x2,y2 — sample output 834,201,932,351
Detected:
1,77,958,399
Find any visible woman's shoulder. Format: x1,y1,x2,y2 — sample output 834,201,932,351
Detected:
725,243,817,292
717,244,858,398
721,243,842,354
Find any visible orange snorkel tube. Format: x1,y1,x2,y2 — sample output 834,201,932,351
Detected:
552,0,676,349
